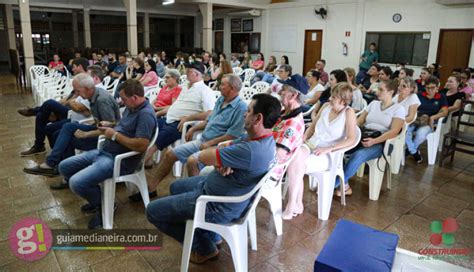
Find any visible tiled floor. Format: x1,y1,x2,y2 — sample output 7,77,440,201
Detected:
0,73,473,271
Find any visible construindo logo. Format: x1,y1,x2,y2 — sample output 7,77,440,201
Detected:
417,217,471,260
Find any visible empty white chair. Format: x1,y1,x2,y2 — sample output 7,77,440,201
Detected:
239,87,259,103
29,65,49,101
250,81,270,93
180,167,277,272
100,127,159,229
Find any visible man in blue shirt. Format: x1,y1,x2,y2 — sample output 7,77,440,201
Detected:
146,93,281,264
356,43,379,84
59,80,157,229
109,54,127,81
130,74,248,202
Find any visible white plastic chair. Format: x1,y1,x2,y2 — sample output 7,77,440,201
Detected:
180,75,188,87
426,116,446,165
208,81,217,90
250,81,270,93
242,69,256,87
158,78,166,88
304,128,361,220
100,127,159,229
102,76,111,89
232,67,243,76
105,78,120,96
180,166,277,272
29,65,49,100
438,112,455,152
239,87,258,102
356,131,400,201
355,99,368,117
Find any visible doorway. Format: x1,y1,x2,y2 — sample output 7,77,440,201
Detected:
436,29,473,85
303,30,323,75
214,32,224,54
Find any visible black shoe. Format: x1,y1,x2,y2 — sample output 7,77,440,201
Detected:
88,212,103,230
405,148,410,157
412,150,423,164
81,203,97,214
128,190,157,202
20,146,46,157
50,181,69,190
23,165,59,177
17,107,35,117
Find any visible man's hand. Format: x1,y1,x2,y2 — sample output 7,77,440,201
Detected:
185,127,195,142
429,116,436,129
177,116,189,132
199,141,212,151
216,166,233,176
99,127,116,139
217,141,232,149
361,137,376,148
74,129,90,139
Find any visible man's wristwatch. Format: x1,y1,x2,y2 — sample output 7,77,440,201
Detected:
111,132,119,141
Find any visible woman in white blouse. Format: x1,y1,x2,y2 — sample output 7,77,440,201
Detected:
393,76,420,123
283,82,358,219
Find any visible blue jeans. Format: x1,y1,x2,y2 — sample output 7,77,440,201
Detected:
405,124,432,154
146,176,227,256
46,122,98,167
59,150,115,209
33,99,69,148
155,118,181,150
45,119,70,148
336,143,384,187
262,73,275,84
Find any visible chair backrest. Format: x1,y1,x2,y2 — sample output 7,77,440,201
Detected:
457,100,474,129
250,81,270,93
212,90,221,100
146,87,161,103
102,76,111,88
233,67,243,75
180,75,188,86
239,87,258,101
29,65,49,83
158,78,166,88
355,99,368,117
242,69,256,86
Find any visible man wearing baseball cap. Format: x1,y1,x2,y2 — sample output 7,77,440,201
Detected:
138,61,216,199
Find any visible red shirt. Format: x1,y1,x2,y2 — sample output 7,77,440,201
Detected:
49,61,64,70
154,85,182,107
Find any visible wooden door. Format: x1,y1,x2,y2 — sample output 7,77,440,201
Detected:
303,30,323,74
436,29,473,85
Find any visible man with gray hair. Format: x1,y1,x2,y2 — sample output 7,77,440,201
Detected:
24,73,120,183
130,73,247,201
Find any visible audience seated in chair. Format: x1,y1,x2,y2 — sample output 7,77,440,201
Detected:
59,79,157,229
269,64,292,97
303,70,325,107
131,74,247,202
337,79,405,195
393,77,420,124
415,67,432,93
283,82,358,219
311,69,348,118
344,67,365,112
314,59,329,86
252,55,277,84
17,64,99,156
440,75,465,117
23,73,121,184
406,76,448,163
145,93,281,265
109,54,127,81
359,64,381,103
144,61,216,171
151,69,182,118
139,59,159,87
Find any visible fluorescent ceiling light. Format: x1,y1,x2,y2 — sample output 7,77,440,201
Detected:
162,0,175,5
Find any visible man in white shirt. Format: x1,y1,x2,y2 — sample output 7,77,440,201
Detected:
151,61,216,154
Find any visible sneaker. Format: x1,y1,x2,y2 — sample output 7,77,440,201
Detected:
412,150,423,164
17,107,35,117
190,249,219,264
20,146,46,157
404,148,410,157
50,181,69,190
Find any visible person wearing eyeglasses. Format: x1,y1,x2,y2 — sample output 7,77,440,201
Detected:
405,76,448,163
151,69,182,117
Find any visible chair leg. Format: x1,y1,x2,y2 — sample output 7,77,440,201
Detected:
368,159,385,201
101,178,116,230
427,134,438,165
173,161,182,177
180,221,195,272
136,171,150,207
356,164,365,178
308,175,317,191
226,225,248,272
261,183,283,236
247,211,257,251
317,173,336,221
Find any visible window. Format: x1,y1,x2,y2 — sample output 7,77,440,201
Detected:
365,32,430,66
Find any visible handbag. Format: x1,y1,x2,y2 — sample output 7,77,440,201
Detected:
414,114,430,127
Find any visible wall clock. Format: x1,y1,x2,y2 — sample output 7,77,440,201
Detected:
393,13,402,23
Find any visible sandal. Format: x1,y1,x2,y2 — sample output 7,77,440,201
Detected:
335,186,353,197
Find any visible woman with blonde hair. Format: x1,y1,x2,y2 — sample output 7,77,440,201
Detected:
283,82,358,219
211,60,233,90
393,76,420,123
344,67,364,112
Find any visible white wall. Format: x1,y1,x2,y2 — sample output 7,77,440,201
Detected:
263,0,474,76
